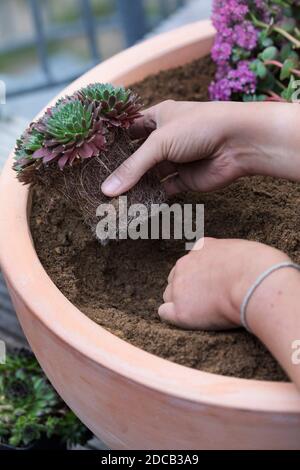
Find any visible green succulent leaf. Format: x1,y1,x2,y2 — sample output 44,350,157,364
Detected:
46,101,93,144
250,59,268,79
243,93,267,102
79,83,130,107
232,47,251,63
14,129,44,169
281,74,297,100
23,131,44,153
259,46,278,61
258,30,274,48
280,58,296,80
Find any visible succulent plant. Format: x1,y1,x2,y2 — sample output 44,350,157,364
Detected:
75,83,142,128
0,349,92,448
14,126,44,171
33,101,107,170
13,83,142,177
12,83,165,243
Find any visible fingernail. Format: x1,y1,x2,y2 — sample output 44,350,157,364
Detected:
101,175,122,195
157,305,164,317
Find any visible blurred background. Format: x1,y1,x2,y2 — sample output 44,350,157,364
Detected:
0,0,212,123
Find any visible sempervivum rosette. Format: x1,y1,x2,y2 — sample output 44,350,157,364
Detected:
14,101,107,184
13,83,165,242
14,83,142,180
75,83,142,128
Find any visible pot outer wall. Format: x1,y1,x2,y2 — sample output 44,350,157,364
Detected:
1,21,300,450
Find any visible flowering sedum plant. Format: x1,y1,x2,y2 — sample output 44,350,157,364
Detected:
14,83,142,177
210,0,300,102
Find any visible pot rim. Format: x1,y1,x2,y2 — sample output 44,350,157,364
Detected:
1,20,300,415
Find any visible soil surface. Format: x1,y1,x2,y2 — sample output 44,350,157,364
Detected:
30,56,300,381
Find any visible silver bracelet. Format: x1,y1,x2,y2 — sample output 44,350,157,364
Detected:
240,261,300,333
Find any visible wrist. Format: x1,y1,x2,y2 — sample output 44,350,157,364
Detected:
246,267,300,336
226,102,300,181
227,242,290,327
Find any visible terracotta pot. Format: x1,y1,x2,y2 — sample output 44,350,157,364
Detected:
1,20,300,450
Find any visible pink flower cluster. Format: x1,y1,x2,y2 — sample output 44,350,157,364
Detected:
210,0,264,100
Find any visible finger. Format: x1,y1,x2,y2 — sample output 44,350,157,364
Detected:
162,174,190,196
163,283,173,303
101,130,164,197
158,302,178,325
129,100,177,139
156,161,178,180
129,101,170,139
129,110,157,140
163,160,226,196
178,160,216,192
178,159,236,193
167,266,176,283
191,237,205,252
193,237,216,252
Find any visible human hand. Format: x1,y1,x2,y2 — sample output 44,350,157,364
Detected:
101,100,300,197
159,237,290,331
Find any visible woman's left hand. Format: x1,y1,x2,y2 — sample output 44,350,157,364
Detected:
159,237,290,330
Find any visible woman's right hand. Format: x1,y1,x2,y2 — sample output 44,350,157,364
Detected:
101,100,300,197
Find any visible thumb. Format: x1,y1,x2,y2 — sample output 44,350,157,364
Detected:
101,131,164,197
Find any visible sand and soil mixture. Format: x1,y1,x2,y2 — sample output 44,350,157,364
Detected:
30,56,300,381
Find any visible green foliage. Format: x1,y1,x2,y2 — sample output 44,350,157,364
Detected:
0,350,91,448
281,74,298,99
211,0,300,102
259,46,279,62
250,59,268,79
79,83,130,107
250,3,300,102
46,101,93,144
14,129,44,171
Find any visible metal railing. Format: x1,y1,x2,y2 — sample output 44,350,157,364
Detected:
1,0,187,97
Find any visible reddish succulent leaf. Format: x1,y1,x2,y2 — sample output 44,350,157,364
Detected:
58,153,70,170
43,152,60,163
78,143,94,158
32,148,49,159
